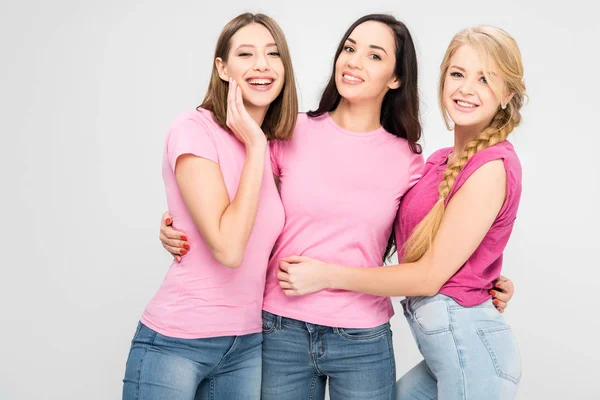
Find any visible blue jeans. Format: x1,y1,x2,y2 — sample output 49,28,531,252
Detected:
261,311,396,400
395,294,521,400
122,322,262,400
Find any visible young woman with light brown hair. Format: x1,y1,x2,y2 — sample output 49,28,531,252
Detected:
122,13,297,399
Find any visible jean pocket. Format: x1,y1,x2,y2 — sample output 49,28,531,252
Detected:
338,323,390,340
261,311,277,335
477,325,521,384
413,300,450,335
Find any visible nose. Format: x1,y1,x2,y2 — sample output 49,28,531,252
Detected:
459,79,475,96
347,52,362,70
253,53,270,72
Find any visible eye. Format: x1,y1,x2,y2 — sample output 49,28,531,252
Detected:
344,46,355,53
268,51,280,57
238,52,252,57
450,71,463,78
479,76,488,84
369,53,382,61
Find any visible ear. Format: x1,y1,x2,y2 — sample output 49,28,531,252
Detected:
501,92,515,109
388,76,401,90
215,57,228,81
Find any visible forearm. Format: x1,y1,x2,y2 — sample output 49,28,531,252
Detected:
215,144,266,266
328,261,439,297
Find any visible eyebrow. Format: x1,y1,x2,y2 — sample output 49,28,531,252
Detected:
235,43,278,50
346,37,388,55
449,65,489,75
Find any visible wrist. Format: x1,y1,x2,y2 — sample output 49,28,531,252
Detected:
246,136,267,152
325,263,342,290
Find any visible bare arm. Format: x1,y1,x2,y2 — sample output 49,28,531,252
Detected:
174,80,267,268
278,160,507,296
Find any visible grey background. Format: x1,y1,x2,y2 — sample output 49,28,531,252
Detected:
1,0,598,398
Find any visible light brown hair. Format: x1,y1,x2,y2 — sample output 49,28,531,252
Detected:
199,13,298,140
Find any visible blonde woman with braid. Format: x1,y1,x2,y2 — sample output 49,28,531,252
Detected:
278,25,526,399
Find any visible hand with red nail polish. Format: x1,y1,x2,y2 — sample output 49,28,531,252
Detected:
159,212,189,260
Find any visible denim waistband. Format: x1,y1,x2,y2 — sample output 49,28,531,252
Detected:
261,310,389,333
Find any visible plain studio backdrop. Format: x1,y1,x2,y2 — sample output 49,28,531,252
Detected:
1,0,598,398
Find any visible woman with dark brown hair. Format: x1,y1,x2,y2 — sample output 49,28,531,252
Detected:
122,13,297,399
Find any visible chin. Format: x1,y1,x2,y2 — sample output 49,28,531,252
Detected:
245,93,280,108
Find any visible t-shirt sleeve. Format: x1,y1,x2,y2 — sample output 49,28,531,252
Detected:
269,139,284,177
407,152,425,190
167,117,219,172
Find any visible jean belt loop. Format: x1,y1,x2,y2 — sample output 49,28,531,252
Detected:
276,315,282,330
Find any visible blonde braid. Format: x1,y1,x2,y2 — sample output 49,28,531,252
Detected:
402,106,516,263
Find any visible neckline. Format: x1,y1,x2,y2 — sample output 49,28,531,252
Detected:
325,113,386,137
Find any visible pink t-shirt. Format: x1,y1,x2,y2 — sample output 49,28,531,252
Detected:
263,113,424,328
141,108,285,338
396,140,522,306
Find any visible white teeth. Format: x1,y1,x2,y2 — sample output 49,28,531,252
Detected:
456,100,477,108
343,74,362,82
248,79,273,85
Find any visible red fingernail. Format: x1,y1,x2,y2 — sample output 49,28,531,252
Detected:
181,235,188,241
180,249,188,255
176,256,181,262
493,300,499,305
183,243,190,250
165,218,172,225
490,291,495,296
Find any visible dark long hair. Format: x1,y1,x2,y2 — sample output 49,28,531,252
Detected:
308,14,423,262
307,14,422,153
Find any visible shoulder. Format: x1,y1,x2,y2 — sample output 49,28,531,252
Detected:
425,147,453,165
170,108,222,135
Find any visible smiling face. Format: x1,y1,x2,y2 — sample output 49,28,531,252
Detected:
216,23,285,112
334,20,400,104
442,44,510,130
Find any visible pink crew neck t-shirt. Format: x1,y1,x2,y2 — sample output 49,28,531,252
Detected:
263,113,424,328
141,108,285,339
397,140,522,306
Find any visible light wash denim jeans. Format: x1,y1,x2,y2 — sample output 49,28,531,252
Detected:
395,294,521,400
122,322,262,400
260,311,396,400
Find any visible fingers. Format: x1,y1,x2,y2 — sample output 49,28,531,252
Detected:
160,235,190,254
279,260,290,272
160,221,187,241
489,289,511,303
236,84,245,114
277,267,290,282
278,280,293,290
492,298,507,312
162,212,173,226
496,278,514,295
283,289,300,297
280,255,306,263
226,79,235,128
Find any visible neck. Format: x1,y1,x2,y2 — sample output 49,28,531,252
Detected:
329,98,383,133
450,120,490,162
244,102,269,127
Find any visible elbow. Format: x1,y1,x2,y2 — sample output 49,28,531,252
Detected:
212,249,243,269
422,276,445,297
422,283,441,297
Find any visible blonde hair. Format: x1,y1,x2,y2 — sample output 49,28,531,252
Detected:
402,25,527,263
199,13,298,140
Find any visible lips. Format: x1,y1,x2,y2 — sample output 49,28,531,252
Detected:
454,99,479,108
341,71,364,85
246,77,274,86
244,76,276,92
